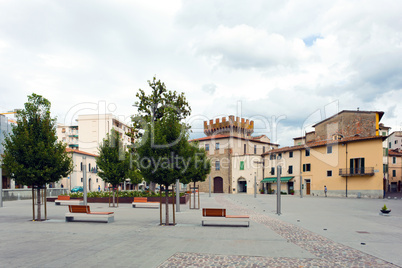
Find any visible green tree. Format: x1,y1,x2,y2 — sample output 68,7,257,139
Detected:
184,142,211,207
136,109,190,225
132,76,192,192
132,76,191,140
96,130,130,206
2,93,73,221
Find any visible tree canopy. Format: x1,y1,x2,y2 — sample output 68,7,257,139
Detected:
96,129,130,188
2,93,73,186
132,76,191,139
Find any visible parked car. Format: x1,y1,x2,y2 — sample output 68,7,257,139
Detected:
71,186,84,193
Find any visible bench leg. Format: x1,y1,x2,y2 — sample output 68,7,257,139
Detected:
55,202,60,206
65,216,74,222
132,204,136,208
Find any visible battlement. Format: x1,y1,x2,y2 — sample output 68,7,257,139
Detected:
204,116,254,136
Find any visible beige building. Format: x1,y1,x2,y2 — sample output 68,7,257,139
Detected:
190,116,278,194
57,124,79,150
76,114,133,155
59,149,104,192
263,110,386,198
388,149,402,192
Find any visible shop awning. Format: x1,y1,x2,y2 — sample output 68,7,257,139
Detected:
261,176,294,183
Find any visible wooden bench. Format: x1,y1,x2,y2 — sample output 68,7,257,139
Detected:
55,195,84,206
65,205,114,223
132,197,160,208
202,208,250,227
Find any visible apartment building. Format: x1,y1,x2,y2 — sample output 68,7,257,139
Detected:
262,110,386,198
59,149,104,192
190,116,278,194
57,124,79,150
388,149,402,193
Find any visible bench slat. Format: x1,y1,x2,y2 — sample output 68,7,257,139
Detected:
203,208,226,217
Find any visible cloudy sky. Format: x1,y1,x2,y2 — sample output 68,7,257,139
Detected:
1,0,402,146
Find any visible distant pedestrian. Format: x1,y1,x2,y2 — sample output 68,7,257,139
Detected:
324,185,327,197
98,185,101,192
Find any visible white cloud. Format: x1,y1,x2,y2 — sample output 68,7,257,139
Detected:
0,0,402,147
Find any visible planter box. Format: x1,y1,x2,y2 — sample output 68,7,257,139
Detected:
47,194,189,204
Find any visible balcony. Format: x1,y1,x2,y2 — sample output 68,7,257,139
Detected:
339,167,374,177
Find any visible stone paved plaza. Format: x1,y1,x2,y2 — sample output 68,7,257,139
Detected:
0,193,401,267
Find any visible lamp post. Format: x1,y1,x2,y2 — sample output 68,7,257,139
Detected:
209,175,211,197
254,161,263,198
276,165,281,215
83,156,87,205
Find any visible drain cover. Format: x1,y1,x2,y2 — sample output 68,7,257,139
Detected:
356,231,370,234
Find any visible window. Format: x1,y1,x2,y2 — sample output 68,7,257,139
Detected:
81,178,83,182
254,145,257,154
389,142,391,148
240,161,244,170
205,144,209,151
289,151,293,158
270,167,275,175
89,163,91,172
244,144,246,154
263,146,265,153
305,148,310,156
393,170,396,177
395,140,398,144
288,165,293,174
350,158,365,174
96,178,98,183
215,143,220,150
383,164,388,173
270,154,276,160
62,128,66,133
327,146,332,154
277,153,282,160
382,132,386,136
393,157,396,164
303,163,311,172
80,162,83,171
327,170,332,177
215,161,220,171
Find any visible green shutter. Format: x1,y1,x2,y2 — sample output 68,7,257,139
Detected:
240,161,244,170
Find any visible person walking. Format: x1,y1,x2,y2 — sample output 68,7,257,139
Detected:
324,185,327,197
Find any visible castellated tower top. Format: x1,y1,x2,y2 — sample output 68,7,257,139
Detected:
204,115,254,137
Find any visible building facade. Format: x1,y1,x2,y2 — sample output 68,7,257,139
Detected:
190,116,278,194
388,149,402,193
262,110,386,198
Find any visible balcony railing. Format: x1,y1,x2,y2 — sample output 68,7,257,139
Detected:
339,167,374,177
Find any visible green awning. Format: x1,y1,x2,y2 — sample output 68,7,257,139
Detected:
261,176,294,183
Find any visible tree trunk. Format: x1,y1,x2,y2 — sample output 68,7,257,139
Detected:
37,187,41,221
112,186,116,207
193,181,196,208
165,186,169,225
150,182,156,192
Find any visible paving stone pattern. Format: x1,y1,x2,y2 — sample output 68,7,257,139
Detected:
159,195,398,268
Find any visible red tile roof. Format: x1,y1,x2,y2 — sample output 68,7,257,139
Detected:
66,148,99,157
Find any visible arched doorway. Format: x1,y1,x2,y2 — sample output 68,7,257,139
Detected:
213,177,223,193
237,178,247,193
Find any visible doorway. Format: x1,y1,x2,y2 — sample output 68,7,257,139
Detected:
213,177,223,193
305,179,311,195
237,178,247,193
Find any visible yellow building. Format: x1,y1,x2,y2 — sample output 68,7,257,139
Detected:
262,110,386,198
